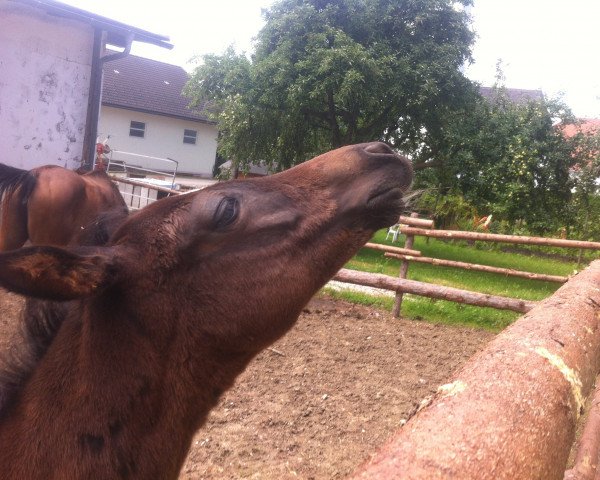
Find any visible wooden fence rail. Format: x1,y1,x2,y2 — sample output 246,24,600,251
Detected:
397,215,434,229
364,242,422,257
384,252,568,284
400,227,600,250
333,268,535,313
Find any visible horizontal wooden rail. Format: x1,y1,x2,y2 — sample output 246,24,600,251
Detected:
364,242,421,257
400,227,600,250
385,252,568,283
333,268,536,313
398,215,434,229
349,260,600,480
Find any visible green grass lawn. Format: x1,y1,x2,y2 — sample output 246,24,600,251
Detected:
327,230,594,332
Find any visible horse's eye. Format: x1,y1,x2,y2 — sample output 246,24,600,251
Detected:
214,197,239,228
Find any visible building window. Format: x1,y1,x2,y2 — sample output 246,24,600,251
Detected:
183,129,197,145
129,121,145,138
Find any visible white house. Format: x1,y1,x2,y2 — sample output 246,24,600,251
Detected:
0,0,171,170
99,55,218,177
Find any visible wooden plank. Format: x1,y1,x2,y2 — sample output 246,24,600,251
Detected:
564,373,600,480
398,215,434,229
393,212,419,317
364,242,422,257
400,227,600,250
333,268,536,313
349,260,600,480
385,252,568,283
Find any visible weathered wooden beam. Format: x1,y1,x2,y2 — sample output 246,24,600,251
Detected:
398,215,434,229
348,260,600,480
363,242,421,257
385,252,568,283
393,212,420,317
564,374,600,480
333,268,536,313
400,227,600,250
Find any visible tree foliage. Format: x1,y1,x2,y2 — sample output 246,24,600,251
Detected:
185,0,591,239
414,86,577,234
566,127,600,239
185,0,476,170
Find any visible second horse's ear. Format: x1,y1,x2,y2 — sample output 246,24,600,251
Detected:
0,246,117,301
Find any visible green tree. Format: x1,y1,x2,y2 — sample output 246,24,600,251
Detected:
185,0,476,171
568,127,600,240
415,86,576,234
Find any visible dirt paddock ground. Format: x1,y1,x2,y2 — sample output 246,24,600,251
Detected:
0,290,495,479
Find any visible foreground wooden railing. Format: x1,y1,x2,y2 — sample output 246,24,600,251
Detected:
348,260,600,479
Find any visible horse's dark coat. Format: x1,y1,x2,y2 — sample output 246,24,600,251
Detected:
0,164,127,250
0,143,412,480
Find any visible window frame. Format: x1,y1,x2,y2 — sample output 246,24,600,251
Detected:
183,128,197,145
129,120,146,138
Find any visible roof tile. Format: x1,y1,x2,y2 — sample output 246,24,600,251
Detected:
102,55,213,123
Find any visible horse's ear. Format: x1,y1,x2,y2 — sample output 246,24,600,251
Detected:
0,246,117,301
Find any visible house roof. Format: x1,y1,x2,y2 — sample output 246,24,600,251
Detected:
102,55,214,124
479,86,545,104
561,119,600,138
13,0,173,50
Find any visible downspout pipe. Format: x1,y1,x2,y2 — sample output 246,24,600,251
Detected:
82,30,133,171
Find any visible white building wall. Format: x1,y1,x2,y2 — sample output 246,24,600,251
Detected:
0,3,93,169
98,106,218,176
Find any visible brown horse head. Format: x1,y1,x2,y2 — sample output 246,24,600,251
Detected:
0,164,126,251
0,142,411,479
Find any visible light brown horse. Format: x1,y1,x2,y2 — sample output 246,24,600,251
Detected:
0,163,127,250
0,142,412,480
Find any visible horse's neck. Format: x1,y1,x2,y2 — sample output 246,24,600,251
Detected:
0,308,236,479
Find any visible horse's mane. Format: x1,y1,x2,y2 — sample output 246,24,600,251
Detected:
0,298,71,419
0,164,38,219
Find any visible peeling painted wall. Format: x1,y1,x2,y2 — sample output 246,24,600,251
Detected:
0,3,94,169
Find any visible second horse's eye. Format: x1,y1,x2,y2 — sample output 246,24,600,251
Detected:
214,197,239,228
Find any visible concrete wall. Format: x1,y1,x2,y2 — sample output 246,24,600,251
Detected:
98,106,218,176
0,3,93,169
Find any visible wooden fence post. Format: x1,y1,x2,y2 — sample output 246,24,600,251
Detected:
392,213,419,318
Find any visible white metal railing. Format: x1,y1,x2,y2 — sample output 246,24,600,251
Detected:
99,150,180,210
105,150,179,189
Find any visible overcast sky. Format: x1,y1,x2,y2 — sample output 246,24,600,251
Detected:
62,0,600,118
